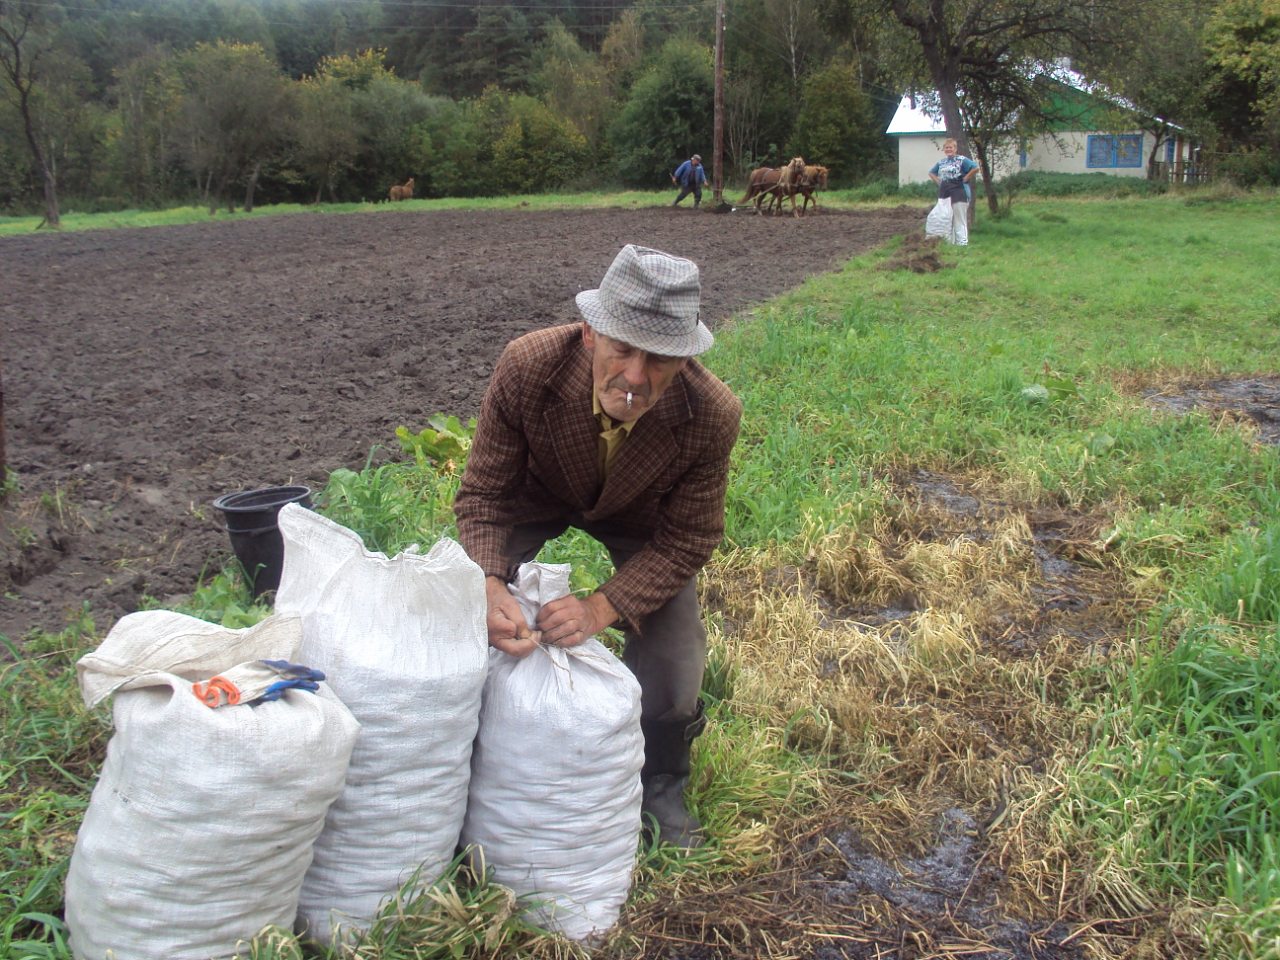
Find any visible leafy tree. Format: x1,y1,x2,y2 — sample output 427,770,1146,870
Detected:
489,91,591,193
890,0,1123,152
292,75,358,202
1086,0,1215,177
318,47,393,91
1205,0,1280,150
301,49,434,199
530,21,614,149
828,0,1152,208
111,48,185,205
348,73,436,199
724,72,779,174
457,6,536,95
35,49,110,203
732,0,830,86
722,0,835,170
787,59,884,181
0,0,66,226
172,40,289,213
416,98,489,196
600,7,649,91
260,0,382,79
608,37,715,186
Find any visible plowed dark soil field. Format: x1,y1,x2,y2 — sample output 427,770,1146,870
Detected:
1,204,921,639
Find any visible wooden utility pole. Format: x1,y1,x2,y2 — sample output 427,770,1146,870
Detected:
712,0,725,202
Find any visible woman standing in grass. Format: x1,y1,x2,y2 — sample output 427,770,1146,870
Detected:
928,138,979,245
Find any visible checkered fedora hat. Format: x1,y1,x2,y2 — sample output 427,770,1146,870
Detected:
575,244,713,357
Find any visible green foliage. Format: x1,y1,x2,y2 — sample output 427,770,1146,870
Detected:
1216,145,1280,187
1076,622,1280,947
1200,520,1280,624
162,566,272,628
395,414,475,469
608,37,714,187
172,41,290,208
787,60,885,181
319,419,470,556
999,170,1167,197
529,21,614,149
415,98,490,198
291,75,359,203
345,68,439,199
1205,0,1280,148
319,460,459,557
314,48,393,91
0,616,101,959
487,92,591,194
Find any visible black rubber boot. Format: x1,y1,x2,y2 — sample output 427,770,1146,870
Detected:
640,701,707,848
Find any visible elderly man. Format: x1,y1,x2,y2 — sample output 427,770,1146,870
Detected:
454,244,742,848
670,154,708,208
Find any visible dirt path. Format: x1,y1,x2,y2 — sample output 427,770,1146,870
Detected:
0,204,921,639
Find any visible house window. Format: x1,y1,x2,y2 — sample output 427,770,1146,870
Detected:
1087,134,1144,168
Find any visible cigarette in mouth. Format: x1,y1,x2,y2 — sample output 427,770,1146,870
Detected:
626,392,633,410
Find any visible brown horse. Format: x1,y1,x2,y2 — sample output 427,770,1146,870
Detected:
389,177,415,201
793,164,829,215
771,157,808,217
739,157,807,216
740,167,782,215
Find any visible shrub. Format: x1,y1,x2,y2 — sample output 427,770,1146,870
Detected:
608,37,714,187
786,61,885,182
490,95,590,194
1216,146,1280,187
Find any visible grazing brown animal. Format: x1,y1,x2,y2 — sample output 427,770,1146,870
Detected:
389,177,415,201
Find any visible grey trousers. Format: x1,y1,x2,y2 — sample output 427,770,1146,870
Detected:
504,519,707,723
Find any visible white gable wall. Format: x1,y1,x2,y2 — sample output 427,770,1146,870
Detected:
1024,131,1154,177
895,135,1017,186
895,131,1158,185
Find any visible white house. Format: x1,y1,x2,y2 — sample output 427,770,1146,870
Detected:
886,70,1195,186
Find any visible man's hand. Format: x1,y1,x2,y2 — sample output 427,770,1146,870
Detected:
536,591,619,648
485,575,540,657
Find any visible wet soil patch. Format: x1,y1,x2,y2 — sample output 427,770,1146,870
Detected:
1144,375,1280,445
629,804,1088,960
0,204,920,640
693,468,1144,958
814,470,1134,659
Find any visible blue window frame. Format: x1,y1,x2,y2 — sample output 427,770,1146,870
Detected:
1087,134,1144,168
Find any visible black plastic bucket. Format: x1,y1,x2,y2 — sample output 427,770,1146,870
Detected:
211,485,313,599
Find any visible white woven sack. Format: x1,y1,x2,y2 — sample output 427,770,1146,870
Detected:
925,197,952,238
461,562,643,941
65,612,360,960
273,504,489,944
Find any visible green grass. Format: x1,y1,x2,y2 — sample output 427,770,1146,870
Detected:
0,189,678,236
3,189,1280,956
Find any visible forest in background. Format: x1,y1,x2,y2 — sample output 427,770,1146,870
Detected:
1,0,1277,218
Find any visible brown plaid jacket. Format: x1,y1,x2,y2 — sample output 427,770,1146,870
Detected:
454,324,742,626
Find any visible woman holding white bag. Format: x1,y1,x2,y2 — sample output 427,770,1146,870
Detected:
928,138,979,245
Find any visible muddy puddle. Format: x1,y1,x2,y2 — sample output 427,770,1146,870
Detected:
1144,375,1280,444
681,469,1147,959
